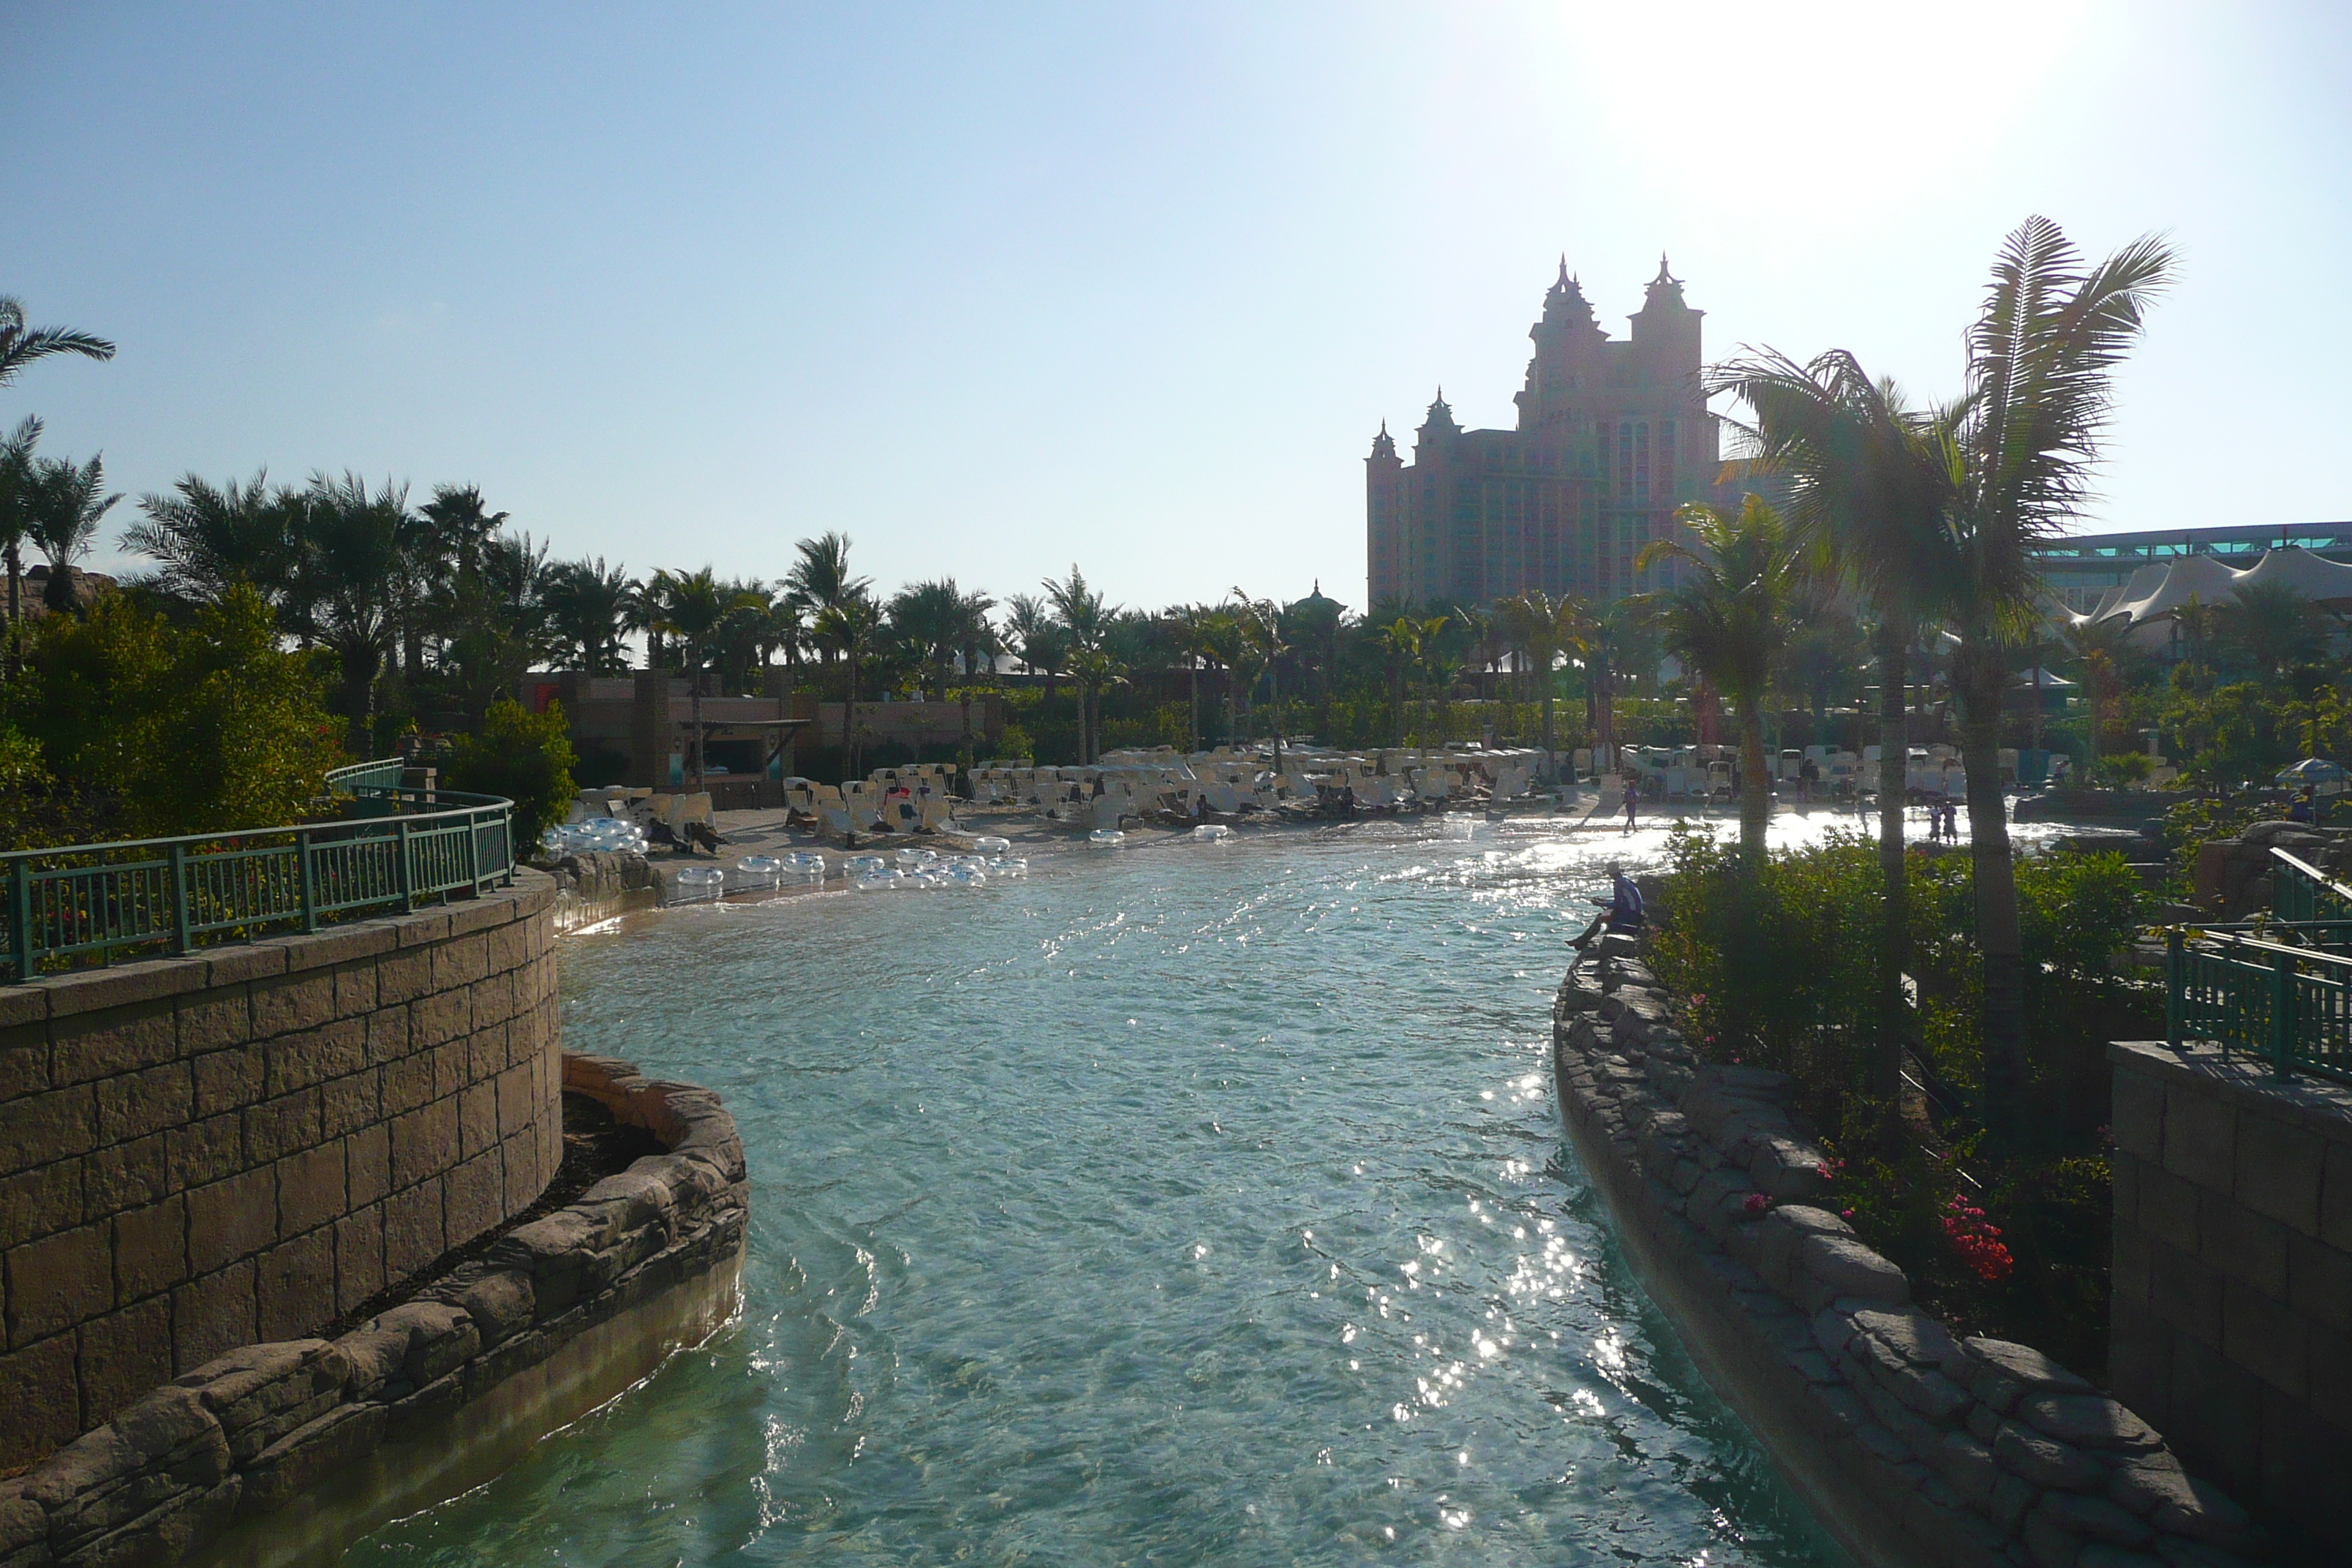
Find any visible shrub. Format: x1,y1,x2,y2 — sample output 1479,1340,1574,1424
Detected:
445,699,577,848
3,587,343,842
1652,832,2152,1370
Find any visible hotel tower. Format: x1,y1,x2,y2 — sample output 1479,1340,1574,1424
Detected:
1366,259,1722,611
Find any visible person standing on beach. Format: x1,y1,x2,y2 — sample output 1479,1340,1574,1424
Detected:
1623,784,1637,834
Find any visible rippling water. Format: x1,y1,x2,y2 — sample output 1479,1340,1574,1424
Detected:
356,814,1883,1567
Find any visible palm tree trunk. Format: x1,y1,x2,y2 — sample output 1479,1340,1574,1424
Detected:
1872,622,1911,1141
1738,697,1771,862
843,653,858,777
1957,638,2029,1148
1188,664,1200,753
1267,660,1283,776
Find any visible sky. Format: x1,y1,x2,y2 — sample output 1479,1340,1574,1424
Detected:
7,1,2351,614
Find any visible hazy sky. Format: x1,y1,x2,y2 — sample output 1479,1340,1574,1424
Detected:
8,1,2349,613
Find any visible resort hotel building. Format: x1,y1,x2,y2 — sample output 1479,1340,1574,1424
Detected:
1365,258,1728,611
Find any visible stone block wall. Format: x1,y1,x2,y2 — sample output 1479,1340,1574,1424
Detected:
2108,1039,2352,1550
0,874,561,1473
0,1054,747,1568
1555,940,2272,1568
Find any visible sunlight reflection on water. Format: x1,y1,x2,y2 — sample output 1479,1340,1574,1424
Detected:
350,806,2106,1567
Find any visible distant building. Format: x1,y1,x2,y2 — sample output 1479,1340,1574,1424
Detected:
2035,521,2352,614
1366,259,1725,611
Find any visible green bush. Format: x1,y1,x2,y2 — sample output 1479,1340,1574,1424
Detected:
445,699,577,849
1649,832,2153,1368
3,587,344,843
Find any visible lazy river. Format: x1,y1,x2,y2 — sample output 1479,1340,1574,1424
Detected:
352,812,2057,1566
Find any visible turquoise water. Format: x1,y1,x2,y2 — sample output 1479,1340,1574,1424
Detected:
355,817,1854,1566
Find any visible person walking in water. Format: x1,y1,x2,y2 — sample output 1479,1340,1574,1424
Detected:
1623,782,1637,834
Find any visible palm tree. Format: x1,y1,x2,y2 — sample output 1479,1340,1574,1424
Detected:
410,484,510,676
24,452,121,614
1230,592,1290,774
1638,497,1806,860
0,298,114,388
1372,617,1423,745
123,470,301,611
1496,589,1585,784
1709,345,1963,1130
890,578,973,698
1003,592,1068,711
0,418,42,651
785,531,867,615
1044,567,1115,763
287,472,418,752
2217,581,2328,685
1944,216,2174,1148
655,568,765,786
812,592,883,775
544,558,636,673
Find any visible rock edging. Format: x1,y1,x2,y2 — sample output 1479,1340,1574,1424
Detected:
1553,935,2272,1568
0,1054,746,1568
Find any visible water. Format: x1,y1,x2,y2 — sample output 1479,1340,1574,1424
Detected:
355,810,2024,1567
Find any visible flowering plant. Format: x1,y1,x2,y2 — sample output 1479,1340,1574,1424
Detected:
1940,1194,2014,1284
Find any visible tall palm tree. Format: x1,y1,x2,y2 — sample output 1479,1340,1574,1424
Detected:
1496,589,1585,784
0,298,114,388
1945,216,2174,1147
1045,567,1115,763
24,452,121,614
655,568,764,786
544,558,636,673
890,578,973,697
0,418,42,651
812,592,883,775
1637,497,1806,860
410,483,510,676
1002,593,1068,709
1230,592,1290,774
123,470,301,611
1709,346,1961,1128
287,472,418,752
1372,617,1424,745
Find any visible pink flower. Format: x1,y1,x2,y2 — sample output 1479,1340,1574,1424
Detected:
1743,1192,1769,1215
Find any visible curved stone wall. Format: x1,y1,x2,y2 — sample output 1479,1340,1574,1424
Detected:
0,1055,747,1568
0,873,561,1471
1553,938,2276,1568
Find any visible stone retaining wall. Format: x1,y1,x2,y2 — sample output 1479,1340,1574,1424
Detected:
1553,936,2274,1568
0,1054,747,1568
2107,1040,2352,1550
0,875,561,1473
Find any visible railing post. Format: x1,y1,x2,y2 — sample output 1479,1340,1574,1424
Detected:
2272,948,2295,1079
298,830,317,933
2166,927,2183,1051
168,843,192,956
11,859,31,983
395,818,413,912
502,807,515,887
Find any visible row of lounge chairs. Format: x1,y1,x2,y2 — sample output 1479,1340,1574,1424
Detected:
964,745,1549,829
780,765,958,837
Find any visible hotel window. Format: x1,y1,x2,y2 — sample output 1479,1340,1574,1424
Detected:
1635,423,1651,501
1616,421,1633,494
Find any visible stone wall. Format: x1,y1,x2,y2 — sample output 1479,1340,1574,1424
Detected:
1554,938,2273,1568
2108,1039,2352,1550
0,1054,747,1568
0,874,562,1473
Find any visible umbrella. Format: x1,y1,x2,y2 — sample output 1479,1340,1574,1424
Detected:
2277,758,2348,795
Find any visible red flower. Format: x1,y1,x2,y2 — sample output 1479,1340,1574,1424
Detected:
1939,1193,2013,1284
1743,1192,1769,1215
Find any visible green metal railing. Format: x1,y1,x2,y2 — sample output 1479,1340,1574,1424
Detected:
1,758,513,984
2161,846,2352,1084
2269,848,2352,931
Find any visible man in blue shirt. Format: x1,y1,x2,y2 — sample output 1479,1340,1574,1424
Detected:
1572,862,1646,949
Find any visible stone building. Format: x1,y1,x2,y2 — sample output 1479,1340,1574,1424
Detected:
1366,259,1722,611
